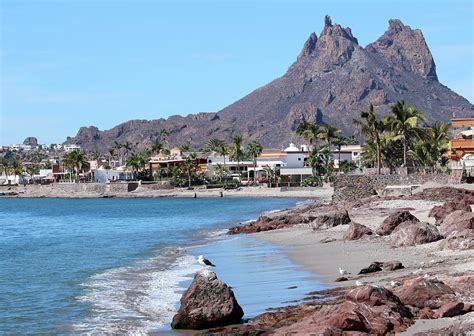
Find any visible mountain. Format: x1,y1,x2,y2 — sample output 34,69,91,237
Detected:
65,16,473,152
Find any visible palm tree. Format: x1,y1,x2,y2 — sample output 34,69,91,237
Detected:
125,150,150,179
353,104,386,175
307,145,333,177
246,140,263,182
160,128,170,143
179,144,190,156
383,101,428,167
205,138,229,181
214,164,227,182
107,148,115,168
296,120,321,148
122,141,133,159
318,124,341,146
90,149,102,167
63,150,88,182
113,141,123,166
25,166,40,184
229,134,244,182
182,153,197,188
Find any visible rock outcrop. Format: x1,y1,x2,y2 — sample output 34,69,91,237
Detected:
429,201,472,224
343,222,372,240
273,286,413,335
440,229,474,250
390,221,442,247
376,210,419,236
393,278,456,309
228,213,304,234
23,137,38,146
439,210,474,235
311,209,351,230
171,270,244,330
64,16,473,152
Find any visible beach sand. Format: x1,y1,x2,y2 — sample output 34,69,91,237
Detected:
254,196,474,333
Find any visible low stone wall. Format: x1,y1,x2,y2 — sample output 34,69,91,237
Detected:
56,182,139,194
332,174,450,202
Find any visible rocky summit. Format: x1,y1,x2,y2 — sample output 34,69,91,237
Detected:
65,16,473,152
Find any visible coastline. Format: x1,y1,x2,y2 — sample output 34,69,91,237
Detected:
239,189,474,334
1,184,333,199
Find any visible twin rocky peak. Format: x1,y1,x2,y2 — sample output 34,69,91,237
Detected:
295,15,437,81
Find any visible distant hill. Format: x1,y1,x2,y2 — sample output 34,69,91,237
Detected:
65,16,473,152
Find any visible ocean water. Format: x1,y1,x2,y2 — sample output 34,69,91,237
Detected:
0,197,325,335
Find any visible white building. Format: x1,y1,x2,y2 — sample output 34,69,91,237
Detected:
64,144,81,152
333,145,363,168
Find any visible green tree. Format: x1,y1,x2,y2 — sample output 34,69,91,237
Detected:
182,153,197,188
229,134,244,182
246,140,263,182
296,120,321,148
353,104,386,175
205,138,229,181
318,124,341,145
383,101,428,167
63,150,88,182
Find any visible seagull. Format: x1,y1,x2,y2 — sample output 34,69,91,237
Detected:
198,255,216,268
339,267,350,275
355,280,365,286
390,280,402,287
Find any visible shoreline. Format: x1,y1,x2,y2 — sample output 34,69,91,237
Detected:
1,184,332,199
230,187,474,334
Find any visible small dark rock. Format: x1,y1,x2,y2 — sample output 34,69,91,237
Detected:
358,262,383,274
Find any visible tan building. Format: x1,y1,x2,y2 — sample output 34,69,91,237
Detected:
450,118,474,158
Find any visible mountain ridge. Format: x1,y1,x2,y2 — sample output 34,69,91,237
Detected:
65,16,473,152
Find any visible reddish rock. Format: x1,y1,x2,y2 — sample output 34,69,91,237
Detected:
275,286,413,335
410,187,474,203
171,270,244,330
428,201,471,224
416,306,436,319
393,278,456,309
444,275,474,302
382,261,404,271
436,301,465,318
358,262,383,274
334,277,348,282
343,222,373,240
439,229,474,250
312,210,351,230
376,210,419,236
439,210,474,235
390,221,442,247
228,214,304,234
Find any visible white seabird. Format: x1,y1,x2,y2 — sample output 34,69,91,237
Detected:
355,280,365,286
339,267,350,275
390,280,402,287
198,255,216,267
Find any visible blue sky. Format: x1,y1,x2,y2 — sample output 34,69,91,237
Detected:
1,0,473,144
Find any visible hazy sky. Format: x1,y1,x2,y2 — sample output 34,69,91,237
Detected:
1,0,473,144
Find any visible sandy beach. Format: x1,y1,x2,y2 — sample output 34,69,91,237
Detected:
249,189,474,334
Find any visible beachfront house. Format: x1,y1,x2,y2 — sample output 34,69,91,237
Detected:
332,144,363,168
148,148,208,178
206,154,252,180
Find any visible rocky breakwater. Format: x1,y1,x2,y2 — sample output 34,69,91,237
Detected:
171,269,244,330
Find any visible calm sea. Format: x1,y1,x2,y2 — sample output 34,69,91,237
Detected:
0,197,325,335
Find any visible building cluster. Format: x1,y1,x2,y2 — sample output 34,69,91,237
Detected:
0,143,81,153
0,142,363,186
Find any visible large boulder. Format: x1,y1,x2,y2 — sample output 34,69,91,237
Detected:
390,221,442,247
311,210,351,230
439,229,474,250
273,286,413,335
343,222,372,240
439,210,474,235
393,278,456,309
429,201,472,224
376,210,419,236
171,270,244,330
